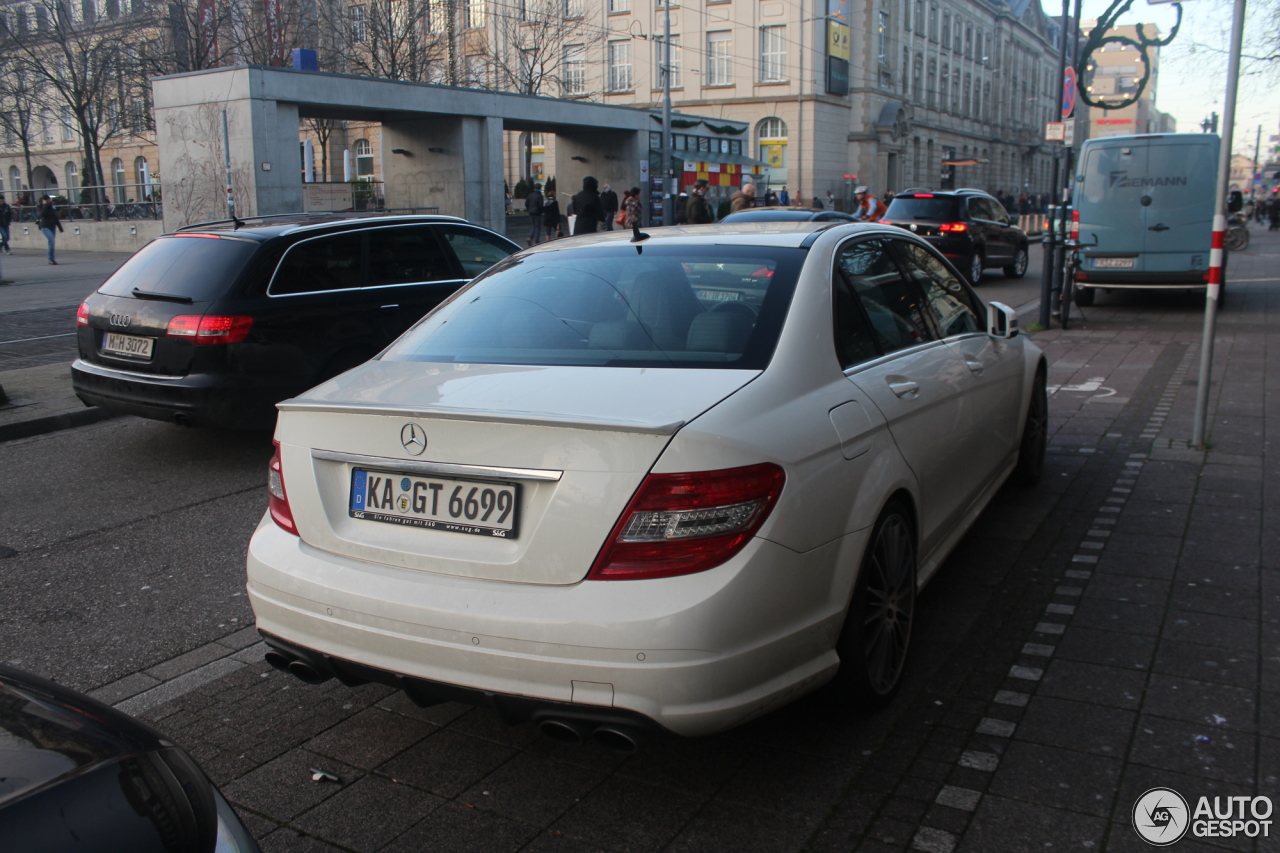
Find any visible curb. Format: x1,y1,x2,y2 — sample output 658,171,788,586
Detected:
0,405,118,443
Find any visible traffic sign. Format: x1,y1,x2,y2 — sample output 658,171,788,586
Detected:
1062,67,1077,118
1045,122,1065,142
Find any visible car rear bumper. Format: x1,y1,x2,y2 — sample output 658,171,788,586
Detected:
1075,271,1209,286
246,514,861,737
71,359,285,429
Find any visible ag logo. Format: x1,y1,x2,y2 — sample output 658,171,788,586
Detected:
1133,787,1190,845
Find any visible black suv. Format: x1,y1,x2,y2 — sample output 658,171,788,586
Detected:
880,189,1030,285
72,215,520,429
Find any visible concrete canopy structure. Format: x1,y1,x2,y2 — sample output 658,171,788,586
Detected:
153,65,655,232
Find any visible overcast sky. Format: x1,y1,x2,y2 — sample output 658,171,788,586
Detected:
1070,0,1277,160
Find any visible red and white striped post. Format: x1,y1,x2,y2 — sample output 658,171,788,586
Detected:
1191,0,1247,449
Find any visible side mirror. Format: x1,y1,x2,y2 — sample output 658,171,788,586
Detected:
1008,213,1020,226
987,301,1018,339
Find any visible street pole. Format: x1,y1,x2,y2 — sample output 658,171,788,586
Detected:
1253,124,1261,201
1191,0,1247,449
1041,0,1069,330
661,0,673,226
222,109,235,219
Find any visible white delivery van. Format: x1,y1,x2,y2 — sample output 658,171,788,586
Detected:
1072,133,1219,305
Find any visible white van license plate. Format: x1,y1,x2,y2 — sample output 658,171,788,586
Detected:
102,333,155,359
349,468,519,538
1093,258,1135,269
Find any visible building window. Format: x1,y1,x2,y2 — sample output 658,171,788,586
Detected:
607,40,632,91
609,0,628,10
61,107,74,141
562,44,585,95
912,53,922,103
759,25,785,82
877,11,889,62
914,0,923,34
983,32,991,65
135,157,149,196
8,166,19,192
963,73,971,116
706,31,731,86
942,11,950,48
465,54,487,87
564,0,584,16
112,157,126,203
354,139,374,176
951,68,960,111
656,35,681,88
928,5,937,41
758,117,787,173
973,78,981,121
902,47,909,93
965,24,972,58
427,0,447,32
941,63,949,111
349,5,367,43
65,161,77,190
983,80,991,120
927,59,936,109
902,0,910,31
465,0,485,29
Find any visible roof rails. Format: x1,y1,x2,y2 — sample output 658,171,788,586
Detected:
900,187,933,194
173,211,466,234
174,213,316,232
954,188,988,194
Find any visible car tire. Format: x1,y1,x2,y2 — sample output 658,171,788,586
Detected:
1010,366,1048,487
1074,286,1095,307
967,250,984,285
831,500,916,710
1003,245,1029,278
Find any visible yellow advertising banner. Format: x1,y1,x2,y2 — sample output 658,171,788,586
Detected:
828,22,850,61
763,144,786,168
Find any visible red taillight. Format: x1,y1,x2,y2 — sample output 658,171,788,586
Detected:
166,314,253,344
914,193,935,197
76,302,89,326
1070,209,1080,242
588,463,785,581
268,440,298,536
939,222,968,233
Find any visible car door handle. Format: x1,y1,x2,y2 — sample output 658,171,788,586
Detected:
964,359,984,374
380,304,400,309
1148,223,1170,232
887,378,920,398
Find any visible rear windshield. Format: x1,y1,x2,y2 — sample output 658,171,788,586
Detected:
380,244,805,369
98,235,259,301
720,209,816,221
885,197,960,221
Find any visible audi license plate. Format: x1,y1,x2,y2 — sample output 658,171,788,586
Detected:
1092,257,1135,269
102,332,155,360
349,468,519,538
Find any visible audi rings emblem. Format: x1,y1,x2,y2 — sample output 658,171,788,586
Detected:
400,423,427,456
109,314,131,328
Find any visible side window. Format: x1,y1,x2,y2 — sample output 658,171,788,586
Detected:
269,232,365,295
891,240,983,337
436,225,516,279
835,238,935,360
986,198,1010,223
367,226,456,287
967,197,989,221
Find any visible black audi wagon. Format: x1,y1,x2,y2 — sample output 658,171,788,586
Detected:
72,215,519,430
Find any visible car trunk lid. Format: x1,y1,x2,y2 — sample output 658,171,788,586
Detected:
273,361,760,585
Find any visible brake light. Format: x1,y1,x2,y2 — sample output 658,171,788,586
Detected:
914,193,935,197
1070,209,1080,242
939,222,968,233
76,302,89,326
166,314,253,344
588,463,785,580
268,440,298,535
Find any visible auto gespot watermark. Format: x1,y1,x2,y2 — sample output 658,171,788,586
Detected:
1133,787,1273,845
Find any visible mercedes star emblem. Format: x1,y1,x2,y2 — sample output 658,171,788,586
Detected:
400,423,427,456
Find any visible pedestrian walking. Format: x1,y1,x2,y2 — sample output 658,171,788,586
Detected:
600,183,619,231
571,176,606,235
778,186,790,206
525,183,544,246
730,180,756,212
622,187,642,229
0,194,12,254
686,179,714,224
541,191,562,240
37,195,62,265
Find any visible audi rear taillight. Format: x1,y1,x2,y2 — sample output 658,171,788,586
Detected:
166,314,253,344
939,222,968,233
268,440,298,536
588,463,785,580
76,302,89,326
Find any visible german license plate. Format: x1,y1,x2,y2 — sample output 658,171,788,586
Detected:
102,332,154,359
1093,257,1135,269
349,469,519,538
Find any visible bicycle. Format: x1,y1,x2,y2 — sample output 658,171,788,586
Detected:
1057,234,1098,330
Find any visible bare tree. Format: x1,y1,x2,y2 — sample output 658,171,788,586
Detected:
151,0,252,73
321,0,444,81
163,101,254,227
0,62,44,192
303,116,341,179
488,0,597,97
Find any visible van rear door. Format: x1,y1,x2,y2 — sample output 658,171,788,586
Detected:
1077,139,1147,268
1140,137,1216,274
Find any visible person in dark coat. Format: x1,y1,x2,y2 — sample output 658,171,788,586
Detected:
686,179,714,224
542,191,562,239
571,176,606,235
0,193,12,254
600,183,619,231
37,195,63,264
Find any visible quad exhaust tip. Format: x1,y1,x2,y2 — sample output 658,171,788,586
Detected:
537,719,641,753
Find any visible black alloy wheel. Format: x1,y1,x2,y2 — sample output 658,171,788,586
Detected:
1010,366,1048,487
1004,245,1029,278
968,251,984,285
833,501,916,708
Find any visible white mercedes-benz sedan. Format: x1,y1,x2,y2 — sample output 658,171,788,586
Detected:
247,222,1046,748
